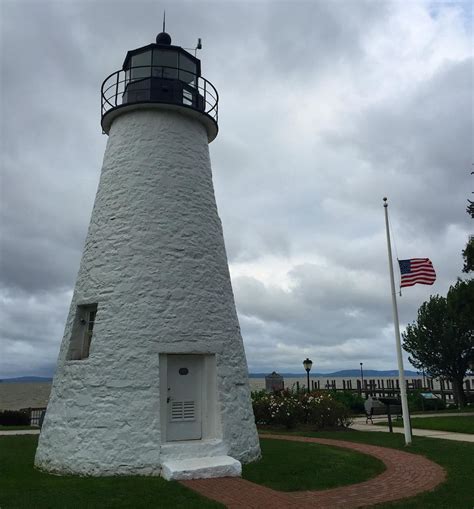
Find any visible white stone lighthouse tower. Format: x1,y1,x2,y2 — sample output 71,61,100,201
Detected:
35,29,260,478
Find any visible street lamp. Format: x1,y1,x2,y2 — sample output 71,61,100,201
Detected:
360,362,364,390
303,358,313,394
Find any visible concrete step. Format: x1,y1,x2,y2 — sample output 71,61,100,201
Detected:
160,438,228,461
161,455,241,480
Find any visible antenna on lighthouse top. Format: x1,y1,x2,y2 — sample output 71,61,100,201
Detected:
162,10,166,32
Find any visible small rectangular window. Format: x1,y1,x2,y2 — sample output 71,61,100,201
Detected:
82,307,97,358
67,304,98,360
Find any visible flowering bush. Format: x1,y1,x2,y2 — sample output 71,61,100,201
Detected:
252,389,352,430
303,392,353,429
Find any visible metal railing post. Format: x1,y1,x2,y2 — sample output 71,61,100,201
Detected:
115,72,119,106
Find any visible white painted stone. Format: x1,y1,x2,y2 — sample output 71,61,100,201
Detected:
160,438,228,462
161,455,242,481
34,106,261,476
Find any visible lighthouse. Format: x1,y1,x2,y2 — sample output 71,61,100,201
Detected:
35,29,261,479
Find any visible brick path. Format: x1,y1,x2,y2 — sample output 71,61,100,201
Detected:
181,434,446,508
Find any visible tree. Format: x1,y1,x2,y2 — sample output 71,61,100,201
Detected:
467,170,474,220
463,170,473,272
468,200,474,219
402,279,474,407
462,237,474,273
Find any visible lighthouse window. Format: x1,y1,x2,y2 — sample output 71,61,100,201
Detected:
152,49,178,80
178,55,197,86
66,304,98,361
131,51,152,80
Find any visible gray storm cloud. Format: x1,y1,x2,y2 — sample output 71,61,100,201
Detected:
1,1,472,377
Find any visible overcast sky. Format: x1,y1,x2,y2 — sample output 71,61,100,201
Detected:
1,0,472,378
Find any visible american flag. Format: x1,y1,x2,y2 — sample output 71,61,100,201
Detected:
398,258,436,288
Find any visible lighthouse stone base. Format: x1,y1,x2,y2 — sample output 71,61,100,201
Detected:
34,109,261,476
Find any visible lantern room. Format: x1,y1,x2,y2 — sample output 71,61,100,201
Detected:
101,31,218,141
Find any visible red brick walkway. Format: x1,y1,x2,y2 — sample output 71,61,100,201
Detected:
181,434,446,508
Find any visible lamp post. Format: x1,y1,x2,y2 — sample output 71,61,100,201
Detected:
360,362,364,393
303,358,313,394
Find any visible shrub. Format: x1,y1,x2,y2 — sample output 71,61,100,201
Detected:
252,389,304,429
251,389,352,430
302,392,353,429
0,410,30,426
252,390,274,425
329,391,365,414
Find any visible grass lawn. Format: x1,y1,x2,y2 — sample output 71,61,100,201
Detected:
413,406,474,414
1,435,385,507
3,431,473,508
242,437,385,491
259,429,474,508
375,415,474,434
0,436,223,509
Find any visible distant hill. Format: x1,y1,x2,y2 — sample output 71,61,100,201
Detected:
0,376,53,384
249,369,419,378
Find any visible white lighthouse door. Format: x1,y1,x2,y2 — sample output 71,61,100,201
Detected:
167,355,203,441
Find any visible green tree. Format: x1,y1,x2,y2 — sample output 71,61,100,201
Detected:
467,169,474,220
402,279,474,407
462,237,474,273
464,170,473,272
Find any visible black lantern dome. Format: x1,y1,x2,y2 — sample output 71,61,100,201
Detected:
101,32,218,141
156,31,172,45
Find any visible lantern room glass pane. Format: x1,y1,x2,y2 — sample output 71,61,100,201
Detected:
131,51,152,80
178,54,197,86
152,49,178,79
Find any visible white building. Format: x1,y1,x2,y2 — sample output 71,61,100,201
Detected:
35,30,261,479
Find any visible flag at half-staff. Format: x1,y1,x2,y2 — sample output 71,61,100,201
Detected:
398,258,436,288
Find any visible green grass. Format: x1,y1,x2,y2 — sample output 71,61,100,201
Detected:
0,436,223,509
242,437,385,491
375,415,474,434
413,406,474,414
355,406,474,417
259,429,474,508
4,430,474,508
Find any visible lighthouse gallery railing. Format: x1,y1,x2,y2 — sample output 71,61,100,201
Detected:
101,65,218,126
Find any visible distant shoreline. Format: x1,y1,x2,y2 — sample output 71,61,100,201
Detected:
2,374,474,410
0,377,53,384
1,369,422,383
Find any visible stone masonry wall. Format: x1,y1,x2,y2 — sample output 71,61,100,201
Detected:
35,108,260,475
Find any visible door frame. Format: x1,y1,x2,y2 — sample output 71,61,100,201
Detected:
159,353,220,443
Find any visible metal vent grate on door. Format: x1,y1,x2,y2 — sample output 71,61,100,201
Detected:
171,400,195,421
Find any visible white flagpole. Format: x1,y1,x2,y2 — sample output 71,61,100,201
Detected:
383,197,412,445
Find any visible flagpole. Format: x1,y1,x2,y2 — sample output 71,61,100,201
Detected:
383,197,412,445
